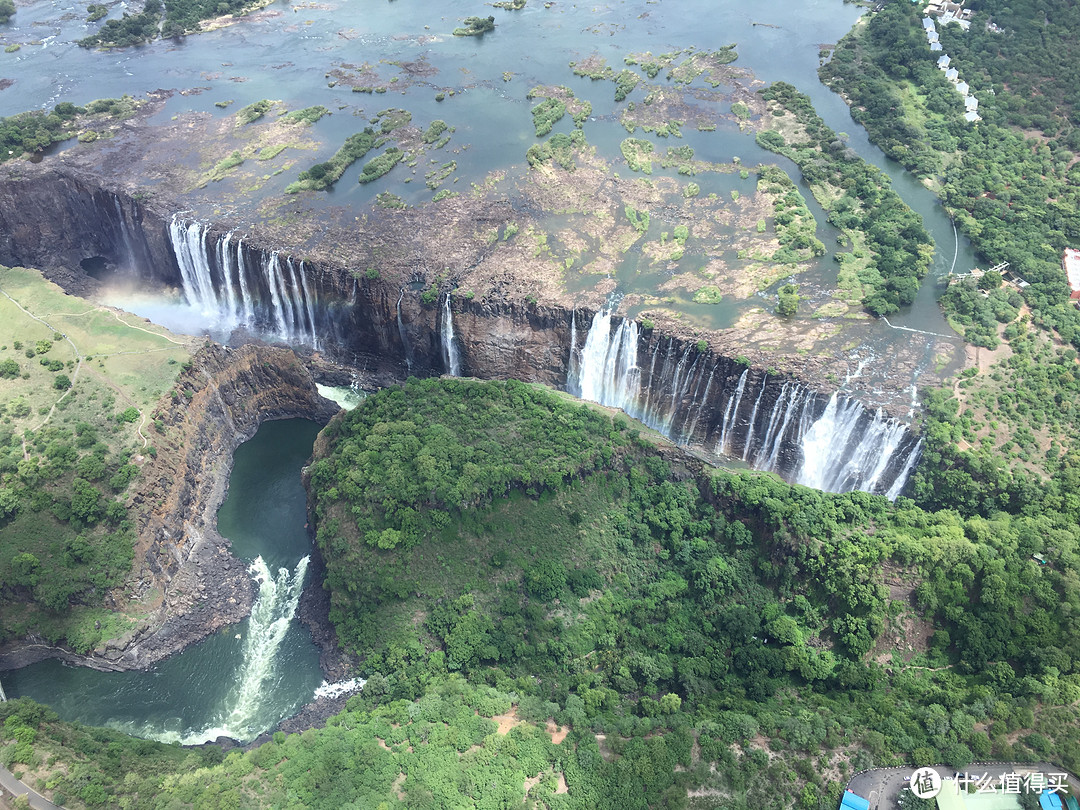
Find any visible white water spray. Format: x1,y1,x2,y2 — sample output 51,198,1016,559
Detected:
570,312,922,498
442,293,462,376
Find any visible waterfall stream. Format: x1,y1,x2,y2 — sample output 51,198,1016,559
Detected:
185,556,310,744
166,217,320,346
442,292,462,376
570,310,922,499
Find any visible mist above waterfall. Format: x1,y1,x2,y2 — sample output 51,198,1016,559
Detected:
569,310,922,499
108,217,328,347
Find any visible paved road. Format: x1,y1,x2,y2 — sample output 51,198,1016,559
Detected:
0,763,64,810
849,763,1080,810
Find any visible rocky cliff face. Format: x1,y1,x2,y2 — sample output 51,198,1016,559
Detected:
0,170,175,295
0,343,338,672
0,167,925,499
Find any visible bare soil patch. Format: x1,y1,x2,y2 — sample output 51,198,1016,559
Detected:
492,706,524,735
547,720,568,744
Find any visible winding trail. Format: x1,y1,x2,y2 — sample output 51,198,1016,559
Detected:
0,286,84,433
0,284,192,449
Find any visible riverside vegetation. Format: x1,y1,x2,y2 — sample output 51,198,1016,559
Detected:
755,82,933,317
815,0,1080,538
10,377,1080,808
819,1,1080,350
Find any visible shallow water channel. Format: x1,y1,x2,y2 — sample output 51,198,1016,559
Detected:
5,419,325,744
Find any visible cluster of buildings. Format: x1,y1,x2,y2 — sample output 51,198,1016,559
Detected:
925,0,973,29
921,12,981,122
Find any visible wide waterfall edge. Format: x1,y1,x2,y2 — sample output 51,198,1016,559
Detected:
567,309,923,501
126,212,924,501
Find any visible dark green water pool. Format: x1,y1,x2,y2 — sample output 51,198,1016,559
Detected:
3,419,325,744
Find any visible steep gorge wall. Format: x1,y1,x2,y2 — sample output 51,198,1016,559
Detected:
0,343,338,672
0,170,174,293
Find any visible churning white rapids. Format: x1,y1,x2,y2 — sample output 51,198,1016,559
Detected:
120,556,310,745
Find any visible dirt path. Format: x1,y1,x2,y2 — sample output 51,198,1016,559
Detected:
0,286,84,432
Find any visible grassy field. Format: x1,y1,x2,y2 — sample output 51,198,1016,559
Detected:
0,265,194,435
0,266,194,650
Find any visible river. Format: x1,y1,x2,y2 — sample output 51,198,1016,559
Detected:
0,0,971,338
3,419,325,744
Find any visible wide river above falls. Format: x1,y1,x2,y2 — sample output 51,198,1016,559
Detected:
1,0,974,345
4,419,325,744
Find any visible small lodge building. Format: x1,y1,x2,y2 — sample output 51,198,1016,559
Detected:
945,67,959,82
956,80,970,95
938,54,951,68
1064,248,1080,301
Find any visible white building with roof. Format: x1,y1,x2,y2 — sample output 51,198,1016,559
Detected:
963,110,981,123
930,42,943,51
946,67,959,81
956,81,970,94
1064,249,1080,300
965,95,978,111
938,54,951,68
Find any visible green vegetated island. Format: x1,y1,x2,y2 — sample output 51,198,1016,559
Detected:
5,376,1080,808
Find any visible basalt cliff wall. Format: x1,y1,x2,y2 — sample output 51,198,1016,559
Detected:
0,166,923,501
0,343,338,672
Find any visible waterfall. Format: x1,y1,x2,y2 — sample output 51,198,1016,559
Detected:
442,293,462,376
717,369,748,456
170,219,219,317
397,288,412,372
298,261,319,350
740,382,767,462
570,311,922,499
113,197,136,269
166,216,321,347
122,555,310,745
794,393,922,495
236,236,255,325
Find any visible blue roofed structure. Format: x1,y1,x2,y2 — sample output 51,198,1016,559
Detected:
1040,792,1064,810
841,791,871,810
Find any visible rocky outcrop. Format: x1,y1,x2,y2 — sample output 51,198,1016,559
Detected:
0,343,339,672
0,170,175,295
